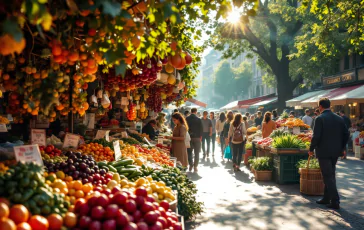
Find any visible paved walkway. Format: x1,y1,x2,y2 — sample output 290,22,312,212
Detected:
185,151,364,230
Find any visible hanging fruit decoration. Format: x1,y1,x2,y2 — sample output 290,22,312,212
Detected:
126,102,137,121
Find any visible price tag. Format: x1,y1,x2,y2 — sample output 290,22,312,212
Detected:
293,127,300,135
63,133,80,149
113,141,122,161
14,144,43,166
121,131,128,138
158,137,163,145
31,129,46,146
0,124,7,132
95,130,110,141
144,137,151,146
83,113,95,129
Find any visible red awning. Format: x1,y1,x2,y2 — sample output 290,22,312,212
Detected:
187,98,207,108
321,85,362,99
238,94,276,108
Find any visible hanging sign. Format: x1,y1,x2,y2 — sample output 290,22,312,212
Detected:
0,124,7,132
14,144,43,166
293,127,300,135
63,133,81,149
95,130,110,141
113,141,122,161
31,129,46,146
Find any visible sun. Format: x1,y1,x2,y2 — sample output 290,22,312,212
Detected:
227,9,241,23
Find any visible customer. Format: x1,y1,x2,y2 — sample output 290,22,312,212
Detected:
254,111,263,129
289,111,295,118
221,111,234,158
142,120,157,140
261,112,276,138
184,110,190,118
245,112,250,119
216,113,226,156
186,108,203,172
166,112,189,167
242,116,249,129
170,109,178,130
210,112,217,156
201,111,212,157
311,109,320,129
272,110,278,121
309,98,349,210
155,113,166,131
248,115,255,127
302,109,313,127
339,110,351,159
228,113,247,171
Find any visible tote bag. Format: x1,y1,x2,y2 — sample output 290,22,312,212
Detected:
224,145,232,159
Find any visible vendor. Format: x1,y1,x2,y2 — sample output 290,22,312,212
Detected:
142,120,157,140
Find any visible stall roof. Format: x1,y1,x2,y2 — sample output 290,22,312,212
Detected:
238,94,276,108
330,84,364,105
186,98,207,108
250,97,277,108
220,100,240,110
286,90,327,107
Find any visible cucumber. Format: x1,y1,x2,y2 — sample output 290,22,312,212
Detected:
112,159,134,167
98,161,108,168
107,165,117,173
125,165,137,169
118,168,137,174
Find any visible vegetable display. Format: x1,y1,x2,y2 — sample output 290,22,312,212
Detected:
269,129,289,138
250,157,273,171
271,135,306,149
297,158,320,169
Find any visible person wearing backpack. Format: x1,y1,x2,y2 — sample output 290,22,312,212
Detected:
222,111,234,158
228,113,247,171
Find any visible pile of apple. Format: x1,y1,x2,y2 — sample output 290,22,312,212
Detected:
40,145,62,157
73,186,182,230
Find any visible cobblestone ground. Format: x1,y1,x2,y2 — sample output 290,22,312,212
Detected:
185,150,364,230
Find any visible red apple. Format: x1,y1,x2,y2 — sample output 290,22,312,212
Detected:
102,219,116,230
91,206,105,220
89,220,102,230
105,204,119,219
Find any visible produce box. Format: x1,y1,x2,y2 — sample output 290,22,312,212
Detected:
354,145,364,159
270,147,301,154
273,153,308,184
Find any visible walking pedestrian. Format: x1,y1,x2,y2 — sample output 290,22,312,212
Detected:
302,109,313,127
216,113,226,156
166,112,189,167
254,111,263,129
262,112,276,138
222,111,234,158
201,111,212,158
210,112,217,156
228,113,247,171
309,98,350,210
186,108,203,172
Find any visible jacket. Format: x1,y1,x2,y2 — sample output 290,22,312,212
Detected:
186,114,203,138
310,110,350,158
216,120,225,133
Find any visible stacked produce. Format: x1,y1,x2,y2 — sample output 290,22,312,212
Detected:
40,145,63,158
256,137,273,147
78,143,114,162
281,118,310,129
269,129,289,138
271,135,306,149
247,127,258,133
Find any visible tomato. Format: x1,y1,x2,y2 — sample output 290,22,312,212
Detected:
28,215,49,230
9,205,29,224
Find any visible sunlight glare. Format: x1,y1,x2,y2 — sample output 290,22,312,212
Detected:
227,9,240,23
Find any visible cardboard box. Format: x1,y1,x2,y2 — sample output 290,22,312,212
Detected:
354,145,364,158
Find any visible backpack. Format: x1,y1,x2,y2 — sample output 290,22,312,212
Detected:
232,124,244,142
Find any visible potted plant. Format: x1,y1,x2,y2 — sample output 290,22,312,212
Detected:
244,142,253,166
297,157,324,195
251,157,273,181
248,156,255,173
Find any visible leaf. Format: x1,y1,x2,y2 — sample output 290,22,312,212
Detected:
101,1,121,17
115,62,127,76
66,0,79,14
104,50,119,63
3,18,23,42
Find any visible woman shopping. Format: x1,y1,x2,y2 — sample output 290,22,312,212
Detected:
222,111,234,158
228,113,247,171
166,112,189,167
216,113,226,155
262,112,276,138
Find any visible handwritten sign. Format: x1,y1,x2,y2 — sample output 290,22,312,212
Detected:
95,130,110,141
63,133,80,149
121,131,128,138
83,113,95,129
158,137,164,145
293,127,300,135
31,129,46,146
0,124,7,132
113,141,122,161
14,144,43,166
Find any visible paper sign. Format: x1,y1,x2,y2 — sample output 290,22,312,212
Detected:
63,133,81,149
95,130,110,141
0,124,7,132
121,97,128,105
293,127,300,135
14,144,43,166
7,114,13,122
121,131,128,138
83,113,95,129
31,129,46,146
113,141,122,161
144,137,151,146
158,137,163,145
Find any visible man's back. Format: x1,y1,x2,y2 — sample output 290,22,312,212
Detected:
302,115,313,126
310,110,349,158
186,114,203,138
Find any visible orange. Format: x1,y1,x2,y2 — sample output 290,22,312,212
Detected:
74,190,84,199
65,176,73,182
9,205,29,224
72,181,83,190
28,215,48,230
82,183,93,194
16,222,31,230
0,199,10,207
0,203,9,219
68,189,76,196
0,218,16,230
47,214,63,230
63,212,77,228
55,171,65,180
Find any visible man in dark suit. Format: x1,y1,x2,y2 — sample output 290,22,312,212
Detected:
186,108,203,173
309,98,350,210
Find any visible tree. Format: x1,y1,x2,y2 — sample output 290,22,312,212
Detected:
209,0,338,111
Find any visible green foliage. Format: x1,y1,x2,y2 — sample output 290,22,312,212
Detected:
272,135,306,149
297,158,320,169
251,157,273,171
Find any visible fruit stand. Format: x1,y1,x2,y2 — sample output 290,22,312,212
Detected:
0,0,213,228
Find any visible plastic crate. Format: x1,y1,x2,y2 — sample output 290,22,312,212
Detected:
273,153,308,184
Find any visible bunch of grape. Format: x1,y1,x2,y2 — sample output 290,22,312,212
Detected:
147,86,162,112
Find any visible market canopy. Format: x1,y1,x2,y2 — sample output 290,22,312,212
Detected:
286,90,327,107
330,84,364,105
238,94,276,108
220,100,240,110
249,97,277,108
186,98,207,108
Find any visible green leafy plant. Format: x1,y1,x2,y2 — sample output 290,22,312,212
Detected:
296,158,320,169
245,142,252,150
272,135,306,149
269,129,289,138
251,157,273,171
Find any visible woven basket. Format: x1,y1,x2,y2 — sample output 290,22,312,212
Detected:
299,156,324,195
254,170,272,181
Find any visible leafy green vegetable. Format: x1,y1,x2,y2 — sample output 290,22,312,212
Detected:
269,129,289,138
251,157,273,171
272,135,306,149
296,158,320,169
